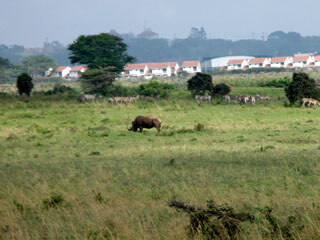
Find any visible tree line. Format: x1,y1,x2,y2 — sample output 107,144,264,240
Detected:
2,30,320,66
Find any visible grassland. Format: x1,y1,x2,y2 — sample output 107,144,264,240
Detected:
0,86,320,239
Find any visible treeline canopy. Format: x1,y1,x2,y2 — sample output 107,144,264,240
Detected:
1,30,320,64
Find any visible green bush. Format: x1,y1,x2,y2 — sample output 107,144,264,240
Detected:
187,73,213,96
212,83,230,96
285,72,320,104
259,77,291,88
16,73,33,96
44,84,77,95
137,80,176,98
103,84,137,97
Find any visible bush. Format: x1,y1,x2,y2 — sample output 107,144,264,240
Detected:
16,73,33,96
44,84,77,95
103,84,137,97
259,77,291,88
212,83,231,96
42,193,64,209
285,72,320,104
137,80,176,98
187,73,213,96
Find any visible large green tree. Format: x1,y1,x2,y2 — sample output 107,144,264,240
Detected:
68,33,135,73
187,73,213,96
285,72,320,104
22,55,58,77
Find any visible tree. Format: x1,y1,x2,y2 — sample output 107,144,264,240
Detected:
285,72,320,104
188,27,207,40
212,83,231,96
22,55,58,77
80,67,118,95
68,33,135,73
16,73,33,96
187,73,213,96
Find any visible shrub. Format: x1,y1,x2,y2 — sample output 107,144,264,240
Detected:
259,77,291,88
285,72,320,104
42,193,64,209
187,73,213,96
16,73,33,96
102,84,137,97
44,84,77,95
137,80,175,98
212,83,231,96
169,200,255,240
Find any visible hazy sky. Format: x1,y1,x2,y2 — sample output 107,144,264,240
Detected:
1,0,320,47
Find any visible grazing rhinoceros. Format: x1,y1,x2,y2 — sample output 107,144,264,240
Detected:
128,115,162,133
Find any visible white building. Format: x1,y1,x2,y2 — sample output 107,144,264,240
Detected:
182,61,201,73
53,66,71,78
148,62,179,77
227,59,250,70
270,57,293,68
314,56,320,67
201,56,254,71
69,66,88,79
248,58,271,68
293,56,314,68
122,63,149,78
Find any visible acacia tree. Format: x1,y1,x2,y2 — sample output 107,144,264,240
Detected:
285,72,320,104
80,67,118,95
16,73,33,96
187,73,213,96
68,33,135,73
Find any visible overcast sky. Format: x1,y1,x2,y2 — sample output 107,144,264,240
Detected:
1,0,320,47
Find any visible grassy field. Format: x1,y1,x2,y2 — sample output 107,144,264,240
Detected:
0,87,320,239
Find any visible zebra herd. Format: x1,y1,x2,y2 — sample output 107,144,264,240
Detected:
195,94,270,104
108,95,140,104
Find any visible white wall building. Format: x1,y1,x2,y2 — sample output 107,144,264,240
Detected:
293,56,314,68
123,63,149,77
270,57,293,68
201,56,254,71
53,66,71,78
249,58,271,68
182,61,201,73
69,66,88,79
314,56,320,67
148,62,179,77
227,59,251,70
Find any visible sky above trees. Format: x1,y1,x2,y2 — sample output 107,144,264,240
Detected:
1,0,320,47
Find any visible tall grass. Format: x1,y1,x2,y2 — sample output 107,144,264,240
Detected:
0,92,320,239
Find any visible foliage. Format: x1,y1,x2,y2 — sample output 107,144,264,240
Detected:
187,73,213,96
44,84,77,95
42,193,64,209
80,67,118,95
16,73,33,96
169,200,255,239
102,84,137,97
258,77,291,88
258,207,304,239
285,72,320,104
212,83,231,96
68,33,135,72
188,27,207,40
22,55,58,77
137,80,176,98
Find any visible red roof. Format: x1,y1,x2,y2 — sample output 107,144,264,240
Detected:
315,55,320,61
70,66,88,72
56,66,69,72
125,63,148,70
227,59,244,65
182,61,200,67
249,58,266,64
148,62,178,69
293,56,310,62
271,57,289,63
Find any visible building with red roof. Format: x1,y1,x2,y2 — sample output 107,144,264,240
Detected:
293,55,314,68
270,56,293,68
69,66,88,79
181,61,201,73
122,62,180,78
53,66,71,78
248,58,271,68
227,58,252,70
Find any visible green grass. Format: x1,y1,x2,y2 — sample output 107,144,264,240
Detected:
0,89,320,239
